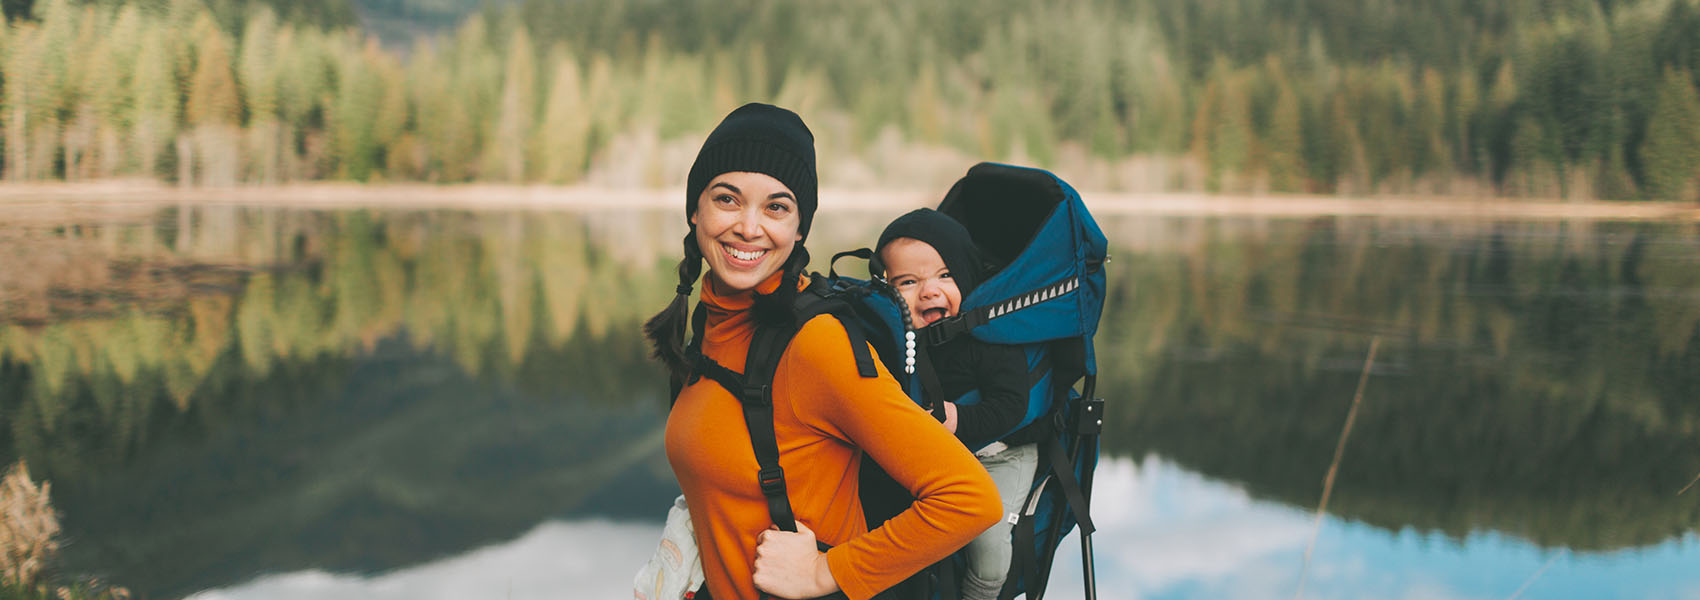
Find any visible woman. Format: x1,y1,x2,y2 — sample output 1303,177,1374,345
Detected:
646,103,1001,600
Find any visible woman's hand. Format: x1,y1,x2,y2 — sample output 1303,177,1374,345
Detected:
942,401,959,434
752,521,839,599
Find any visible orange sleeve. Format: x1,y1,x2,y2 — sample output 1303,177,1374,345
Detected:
778,315,1003,600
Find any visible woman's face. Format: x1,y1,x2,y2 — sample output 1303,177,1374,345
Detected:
691,171,803,294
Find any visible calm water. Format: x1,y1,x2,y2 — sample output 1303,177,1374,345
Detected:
1,204,1697,599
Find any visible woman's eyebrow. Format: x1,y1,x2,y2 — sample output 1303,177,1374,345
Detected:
710,182,742,194
767,191,796,202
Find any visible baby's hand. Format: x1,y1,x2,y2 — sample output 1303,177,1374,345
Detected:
942,401,959,434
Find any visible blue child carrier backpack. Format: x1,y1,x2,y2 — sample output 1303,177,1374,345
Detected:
678,162,1107,600
930,162,1107,600
828,162,1109,600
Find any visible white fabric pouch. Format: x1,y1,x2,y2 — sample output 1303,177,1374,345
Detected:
633,494,706,600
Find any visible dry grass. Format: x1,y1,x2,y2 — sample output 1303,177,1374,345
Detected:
0,463,128,600
1294,336,1381,600
1505,553,1562,600
1,461,59,587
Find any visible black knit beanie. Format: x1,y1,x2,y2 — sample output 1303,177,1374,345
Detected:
686,103,819,238
874,208,989,298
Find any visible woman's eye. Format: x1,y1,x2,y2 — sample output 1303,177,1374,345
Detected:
714,194,736,205
766,202,791,213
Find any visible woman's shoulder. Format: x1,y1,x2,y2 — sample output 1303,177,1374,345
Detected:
789,313,857,359
778,312,896,381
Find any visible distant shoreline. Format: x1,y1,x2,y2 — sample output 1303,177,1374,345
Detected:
0,181,1696,221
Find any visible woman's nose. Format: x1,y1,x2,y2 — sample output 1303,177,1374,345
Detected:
732,207,763,238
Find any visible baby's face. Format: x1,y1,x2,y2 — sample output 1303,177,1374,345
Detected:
880,237,962,328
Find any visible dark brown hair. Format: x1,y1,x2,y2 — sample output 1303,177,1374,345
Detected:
643,230,704,379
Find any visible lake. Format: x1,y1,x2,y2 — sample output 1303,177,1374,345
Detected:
1,201,1697,599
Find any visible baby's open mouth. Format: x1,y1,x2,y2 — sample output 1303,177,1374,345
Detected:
921,307,949,324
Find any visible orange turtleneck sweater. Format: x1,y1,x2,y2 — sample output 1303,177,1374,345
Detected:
665,270,1001,600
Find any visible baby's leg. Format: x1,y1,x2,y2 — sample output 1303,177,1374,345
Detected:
960,443,1038,600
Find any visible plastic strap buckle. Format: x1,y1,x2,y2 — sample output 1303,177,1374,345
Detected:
757,466,787,497
923,315,966,346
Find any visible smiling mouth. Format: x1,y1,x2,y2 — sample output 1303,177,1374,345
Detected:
920,307,949,324
723,244,767,262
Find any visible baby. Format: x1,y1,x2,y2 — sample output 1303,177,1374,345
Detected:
875,208,1041,600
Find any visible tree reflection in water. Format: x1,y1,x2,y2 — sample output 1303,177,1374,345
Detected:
0,207,1696,597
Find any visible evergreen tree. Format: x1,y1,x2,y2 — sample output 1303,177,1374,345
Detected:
447,14,498,181
1264,76,1306,192
1638,68,1700,200
488,26,534,182
1,23,51,180
371,46,407,173
238,6,279,181
61,2,98,179
537,42,588,184
238,7,280,122
186,14,238,128
330,37,384,181
89,4,140,176
1191,66,1255,191
1413,67,1452,181
185,12,240,185
274,27,329,178
131,23,177,178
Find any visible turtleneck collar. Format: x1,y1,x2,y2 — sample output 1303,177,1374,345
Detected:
699,269,811,332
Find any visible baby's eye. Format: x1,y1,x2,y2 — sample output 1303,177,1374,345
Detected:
893,277,915,287
940,271,952,279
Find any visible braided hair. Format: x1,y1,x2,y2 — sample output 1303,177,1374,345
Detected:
644,230,704,379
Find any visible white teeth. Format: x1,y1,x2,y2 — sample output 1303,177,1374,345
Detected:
726,246,766,261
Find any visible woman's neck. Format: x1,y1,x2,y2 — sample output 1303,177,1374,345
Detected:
706,269,789,299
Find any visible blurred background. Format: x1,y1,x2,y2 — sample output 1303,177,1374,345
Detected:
0,0,1697,197
1,1,1699,599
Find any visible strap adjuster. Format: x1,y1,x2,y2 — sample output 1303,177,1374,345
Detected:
758,466,787,496
742,383,770,405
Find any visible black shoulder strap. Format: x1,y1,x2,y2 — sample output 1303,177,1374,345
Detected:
682,284,895,537
669,303,712,407
746,318,802,531
682,324,802,533
914,341,950,421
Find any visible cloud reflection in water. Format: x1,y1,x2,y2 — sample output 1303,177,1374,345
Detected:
190,457,1700,600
